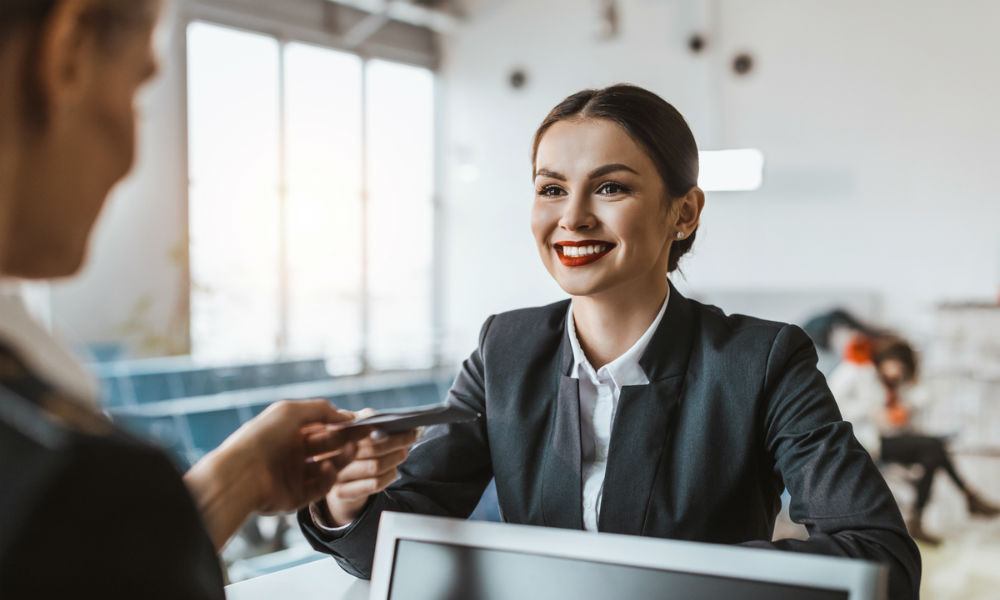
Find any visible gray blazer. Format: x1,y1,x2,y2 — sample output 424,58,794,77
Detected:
300,284,920,598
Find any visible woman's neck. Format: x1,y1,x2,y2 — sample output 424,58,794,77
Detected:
571,276,669,370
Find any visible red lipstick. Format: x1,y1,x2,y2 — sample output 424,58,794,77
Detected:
554,240,616,267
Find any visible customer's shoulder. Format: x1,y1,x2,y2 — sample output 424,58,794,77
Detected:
0,384,179,485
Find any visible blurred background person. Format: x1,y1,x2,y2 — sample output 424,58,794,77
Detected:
828,334,1000,545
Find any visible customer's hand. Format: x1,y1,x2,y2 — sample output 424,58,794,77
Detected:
227,399,375,513
324,409,422,527
185,399,373,549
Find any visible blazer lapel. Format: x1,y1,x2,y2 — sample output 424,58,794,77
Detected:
598,377,684,535
539,327,584,529
598,280,698,535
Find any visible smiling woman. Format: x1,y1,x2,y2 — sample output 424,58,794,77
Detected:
300,84,921,600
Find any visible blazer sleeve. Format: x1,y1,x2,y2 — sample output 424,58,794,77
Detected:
0,437,225,599
742,324,921,600
298,316,496,579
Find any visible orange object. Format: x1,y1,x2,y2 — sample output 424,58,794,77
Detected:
886,404,910,427
843,335,873,365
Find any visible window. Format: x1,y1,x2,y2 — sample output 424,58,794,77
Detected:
187,22,436,372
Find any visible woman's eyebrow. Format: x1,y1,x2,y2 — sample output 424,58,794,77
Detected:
588,163,639,179
534,163,639,181
534,168,566,181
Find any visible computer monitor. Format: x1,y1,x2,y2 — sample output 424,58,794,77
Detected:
369,512,887,600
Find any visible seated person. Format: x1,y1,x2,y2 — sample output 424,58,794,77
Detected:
802,307,885,376
0,1,386,596
828,335,1000,544
300,84,922,599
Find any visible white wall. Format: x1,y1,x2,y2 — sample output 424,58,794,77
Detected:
49,0,1000,360
437,0,1000,358
437,0,714,357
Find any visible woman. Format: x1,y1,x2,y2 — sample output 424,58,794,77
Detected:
300,85,922,598
829,335,1000,545
0,1,378,597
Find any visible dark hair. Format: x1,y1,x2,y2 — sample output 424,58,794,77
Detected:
532,84,700,272
1,0,155,129
0,0,153,41
0,1,56,32
872,336,918,382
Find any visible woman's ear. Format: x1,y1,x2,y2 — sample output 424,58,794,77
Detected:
673,186,705,238
36,0,97,125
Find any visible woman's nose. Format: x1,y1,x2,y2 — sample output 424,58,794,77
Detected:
558,193,596,231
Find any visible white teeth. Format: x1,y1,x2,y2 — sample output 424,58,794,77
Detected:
560,244,610,257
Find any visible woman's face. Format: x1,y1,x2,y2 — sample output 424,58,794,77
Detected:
531,118,676,298
877,358,909,388
2,5,159,278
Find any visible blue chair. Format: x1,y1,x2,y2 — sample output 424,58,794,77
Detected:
112,412,189,467
186,409,243,455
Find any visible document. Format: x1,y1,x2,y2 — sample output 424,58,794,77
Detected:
344,402,481,434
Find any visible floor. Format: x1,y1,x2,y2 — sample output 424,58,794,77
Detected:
772,453,1000,599
916,454,1000,600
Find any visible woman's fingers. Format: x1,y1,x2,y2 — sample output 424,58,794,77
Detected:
330,468,400,502
303,425,371,459
336,448,410,483
305,439,359,468
354,408,377,420
303,453,355,498
264,398,351,428
352,429,421,459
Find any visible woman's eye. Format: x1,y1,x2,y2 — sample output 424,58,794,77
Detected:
597,182,629,195
538,185,565,197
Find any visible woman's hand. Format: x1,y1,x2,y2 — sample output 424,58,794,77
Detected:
324,410,422,527
185,399,372,549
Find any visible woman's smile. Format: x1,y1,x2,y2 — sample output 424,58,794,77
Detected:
554,240,616,266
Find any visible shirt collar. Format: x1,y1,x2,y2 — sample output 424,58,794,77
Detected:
0,294,98,407
566,287,670,388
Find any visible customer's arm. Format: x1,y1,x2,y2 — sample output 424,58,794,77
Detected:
744,324,921,600
184,399,367,550
299,317,495,579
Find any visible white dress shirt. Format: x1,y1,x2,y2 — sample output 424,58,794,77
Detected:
566,290,669,532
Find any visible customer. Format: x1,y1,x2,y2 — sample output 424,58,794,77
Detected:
829,335,1000,545
300,84,922,599
0,1,372,597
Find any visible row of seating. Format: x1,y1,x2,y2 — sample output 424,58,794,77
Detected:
95,359,502,532
93,356,333,407
108,370,455,467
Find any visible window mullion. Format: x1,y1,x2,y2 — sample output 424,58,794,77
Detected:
277,38,290,357
360,57,371,373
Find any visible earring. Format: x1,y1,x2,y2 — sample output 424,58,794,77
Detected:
675,232,685,240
